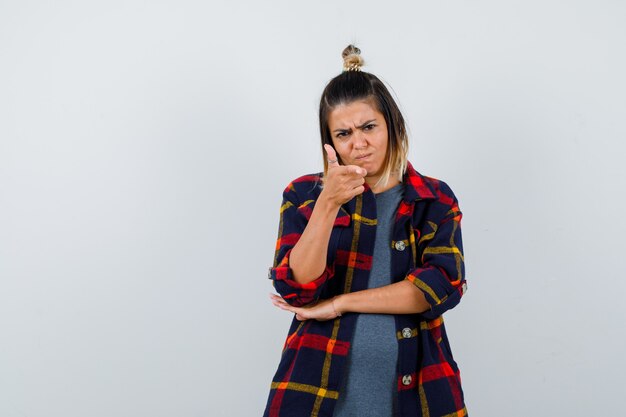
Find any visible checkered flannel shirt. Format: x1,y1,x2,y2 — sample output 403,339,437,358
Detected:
264,161,468,417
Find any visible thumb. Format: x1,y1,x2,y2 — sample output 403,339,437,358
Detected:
324,144,340,167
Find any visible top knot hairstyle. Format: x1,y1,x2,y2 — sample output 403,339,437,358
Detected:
320,44,409,188
342,45,364,72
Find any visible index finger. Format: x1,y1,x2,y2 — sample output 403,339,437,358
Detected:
344,165,367,176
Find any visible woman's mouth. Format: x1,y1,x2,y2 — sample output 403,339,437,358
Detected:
355,153,371,160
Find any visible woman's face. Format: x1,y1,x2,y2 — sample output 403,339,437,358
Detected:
327,99,389,180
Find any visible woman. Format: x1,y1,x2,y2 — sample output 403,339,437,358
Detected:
264,45,468,417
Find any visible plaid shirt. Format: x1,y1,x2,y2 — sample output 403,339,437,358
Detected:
264,161,468,417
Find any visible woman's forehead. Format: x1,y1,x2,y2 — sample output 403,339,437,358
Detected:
328,100,384,127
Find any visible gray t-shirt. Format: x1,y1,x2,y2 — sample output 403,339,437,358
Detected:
333,183,404,417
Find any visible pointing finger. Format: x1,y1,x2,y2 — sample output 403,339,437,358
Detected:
346,165,367,176
324,144,340,167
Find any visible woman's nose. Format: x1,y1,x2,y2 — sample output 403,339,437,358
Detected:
353,132,367,149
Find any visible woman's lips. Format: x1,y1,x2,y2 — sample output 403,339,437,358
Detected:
355,153,371,160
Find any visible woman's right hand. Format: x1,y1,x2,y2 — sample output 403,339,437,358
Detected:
284,145,367,284
320,144,367,208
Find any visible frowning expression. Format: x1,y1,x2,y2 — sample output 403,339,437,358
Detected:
328,99,389,180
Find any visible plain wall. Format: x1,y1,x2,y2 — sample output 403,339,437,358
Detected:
1,1,625,416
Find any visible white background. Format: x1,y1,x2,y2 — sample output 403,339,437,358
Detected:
1,1,625,416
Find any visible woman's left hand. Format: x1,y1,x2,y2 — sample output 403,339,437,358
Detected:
269,293,341,321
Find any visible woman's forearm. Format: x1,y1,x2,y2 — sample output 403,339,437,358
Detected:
334,280,431,315
270,280,431,322
289,195,340,284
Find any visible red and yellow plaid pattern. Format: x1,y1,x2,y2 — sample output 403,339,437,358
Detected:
265,161,468,417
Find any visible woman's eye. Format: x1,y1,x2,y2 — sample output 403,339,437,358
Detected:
364,124,375,131
336,132,349,139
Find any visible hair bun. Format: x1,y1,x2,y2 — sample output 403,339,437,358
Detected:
342,44,364,72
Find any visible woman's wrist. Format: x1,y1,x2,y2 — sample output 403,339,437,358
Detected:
333,294,348,316
317,189,342,213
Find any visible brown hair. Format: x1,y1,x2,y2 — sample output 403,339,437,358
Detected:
319,45,408,188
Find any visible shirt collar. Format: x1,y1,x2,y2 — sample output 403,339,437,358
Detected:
402,161,437,202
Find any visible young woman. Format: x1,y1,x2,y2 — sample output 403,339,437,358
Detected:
264,45,468,417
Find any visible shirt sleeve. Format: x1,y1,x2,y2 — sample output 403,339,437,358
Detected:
405,191,467,320
267,184,334,307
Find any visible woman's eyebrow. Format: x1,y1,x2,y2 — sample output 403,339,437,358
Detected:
357,119,377,128
332,119,377,133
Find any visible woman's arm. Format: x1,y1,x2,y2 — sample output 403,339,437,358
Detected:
289,145,367,284
270,280,430,321
287,196,340,284
335,280,430,315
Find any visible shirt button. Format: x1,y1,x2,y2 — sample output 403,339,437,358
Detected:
402,328,412,339
402,374,412,386
394,241,406,251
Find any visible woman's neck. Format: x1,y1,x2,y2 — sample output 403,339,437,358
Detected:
368,175,401,194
